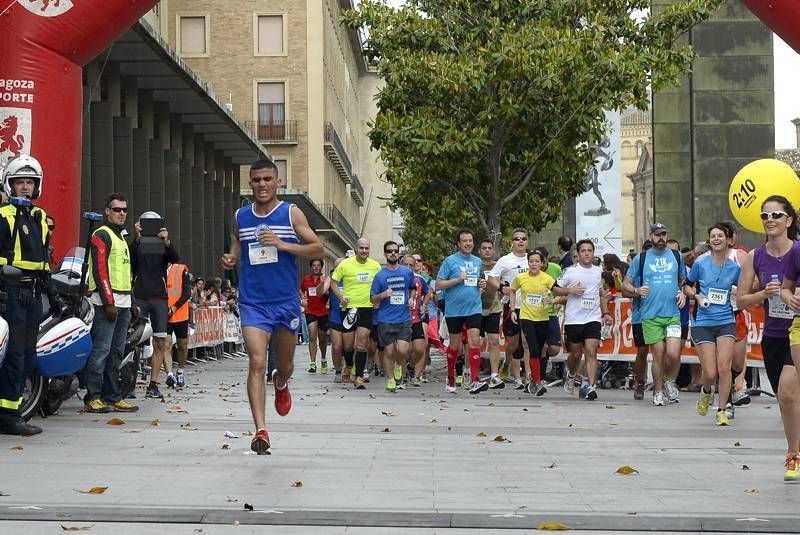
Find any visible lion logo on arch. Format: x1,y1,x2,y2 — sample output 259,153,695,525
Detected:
0,116,25,159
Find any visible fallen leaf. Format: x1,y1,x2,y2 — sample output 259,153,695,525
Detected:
615,466,639,475
291,481,303,488
166,405,187,413
447,426,452,431
106,418,125,426
605,405,615,409
150,419,160,427
60,524,95,531
73,486,108,494
522,408,528,412
463,408,470,412
568,424,573,428
369,394,375,399
221,444,231,450
741,464,750,471
242,431,253,436
745,488,760,494
180,422,198,430
627,512,637,515
122,429,143,434
226,496,238,502
224,431,239,438
243,503,254,511
537,521,570,530
381,411,394,417
546,463,557,469
429,418,438,423
493,435,511,443
734,441,741,447
476,432,487,437
382,427,391,433
488,402,495,406
10,446,23,451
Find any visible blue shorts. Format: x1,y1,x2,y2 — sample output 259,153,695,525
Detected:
239,300,302,334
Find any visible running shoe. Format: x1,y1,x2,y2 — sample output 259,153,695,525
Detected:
386,379,397,393
724,402,735,420
586,385,597,401
514,378,525,390
469,381,489,394
527,381,547,397
272,370,292,416
633,381,645,401
308,361,317,373
354,377,366,389
652,392,665,406
84,398,112,413
488,376,505,390
394,365,403,381
342,368,351,384
397,379,407,390
176,369,186,388
456,375,463,386
363,368,371,382
145,385,164,399
716,409,729,426
664,379,680,403
696,387,713,416
732,389,751,406
165,373,176,388
578,384,588,399
250,428,271,455
785,454,800,482
462,373,472,391
563,371,576,395
445,383,457,394
320,361,329,374
333,372,342,384
411,376,422,387
111,399,139,412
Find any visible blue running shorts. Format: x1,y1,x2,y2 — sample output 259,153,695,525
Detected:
239,300,302,334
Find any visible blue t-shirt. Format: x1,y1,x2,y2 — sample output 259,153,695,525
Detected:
427,279,439,319
686,254,741,327
370,266,416,324
328,280,343,324
627,248,684,321
438,253,482,317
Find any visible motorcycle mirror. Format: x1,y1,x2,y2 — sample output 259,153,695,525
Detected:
83,212,103,222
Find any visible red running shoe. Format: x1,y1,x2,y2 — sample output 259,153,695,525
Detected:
273,370,292,416
250,428,271,455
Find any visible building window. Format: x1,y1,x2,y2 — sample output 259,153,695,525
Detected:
257,15,285,55
274,159,288,184
257,82,285,139
179,16,208,56
621,141,633,159
636,141,644,158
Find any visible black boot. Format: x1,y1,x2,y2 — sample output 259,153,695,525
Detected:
0,419,43,436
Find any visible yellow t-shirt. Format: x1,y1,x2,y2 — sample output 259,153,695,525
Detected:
511,271,555,322
332,256,382,308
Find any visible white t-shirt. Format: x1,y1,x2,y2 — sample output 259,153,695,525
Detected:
486,251,529,308
556,263,603,325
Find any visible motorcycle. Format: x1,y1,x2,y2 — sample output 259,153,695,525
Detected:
119,313,154,400
19,211,102,420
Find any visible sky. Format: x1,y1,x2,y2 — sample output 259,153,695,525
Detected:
363,0,800,150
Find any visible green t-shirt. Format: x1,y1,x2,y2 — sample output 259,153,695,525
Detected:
543,262,562,316
332,256,382,308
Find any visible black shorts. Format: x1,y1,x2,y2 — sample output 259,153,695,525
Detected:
376,322,412,350
546,316,562,347
305,313,329,331
762,335,794,394
681,325,689,341
564,322,602,345
445,314,482,334
167,320,189,339
632,323,646,348
370,325,379,343
411,322,426,341
502,305,521,338
329,322,343,332
520,319,549,358
343,307,373,333
480,312,500,336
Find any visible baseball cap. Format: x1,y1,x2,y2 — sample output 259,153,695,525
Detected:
649,223,668,235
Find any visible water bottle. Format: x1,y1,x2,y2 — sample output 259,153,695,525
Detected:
771,274,780,284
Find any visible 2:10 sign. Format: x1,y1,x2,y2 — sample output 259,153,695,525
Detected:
732,178,757,209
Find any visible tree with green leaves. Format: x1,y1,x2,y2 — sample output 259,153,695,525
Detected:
344,0,722,262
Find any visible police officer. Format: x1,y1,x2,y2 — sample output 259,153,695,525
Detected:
0,155,53,435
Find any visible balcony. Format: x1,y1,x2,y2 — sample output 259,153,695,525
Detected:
349,174,365,206
324,122,353,184
319,203,359,246
245,120,298,144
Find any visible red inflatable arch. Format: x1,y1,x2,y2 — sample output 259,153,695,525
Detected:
0,0,158,256
741,1,800,56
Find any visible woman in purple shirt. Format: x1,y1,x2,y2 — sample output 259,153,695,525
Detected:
737,195,799,482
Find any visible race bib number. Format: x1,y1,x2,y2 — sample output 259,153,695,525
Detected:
706,288,728,306
666,324,682,338
581,295,597,310
390,292,405,305
465,276,478,287
356,272,370,283
308,287,317,297
768,296,795,319
526,294,543,306
248,242,277,265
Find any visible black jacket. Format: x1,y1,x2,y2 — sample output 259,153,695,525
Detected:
130,239,179,300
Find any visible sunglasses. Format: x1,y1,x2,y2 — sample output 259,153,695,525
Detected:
109,207,128,213
385,249,399,254
760,211,788,221
512,237,527,242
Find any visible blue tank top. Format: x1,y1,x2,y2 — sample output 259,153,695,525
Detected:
236,201,299,305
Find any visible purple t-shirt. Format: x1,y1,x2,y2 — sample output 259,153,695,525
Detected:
754,242,796,337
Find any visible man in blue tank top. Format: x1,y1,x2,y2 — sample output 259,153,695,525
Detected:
221,159,324,455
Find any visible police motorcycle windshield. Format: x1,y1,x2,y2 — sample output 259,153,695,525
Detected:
51,247,87,298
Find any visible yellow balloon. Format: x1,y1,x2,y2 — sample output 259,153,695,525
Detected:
729,159,800,233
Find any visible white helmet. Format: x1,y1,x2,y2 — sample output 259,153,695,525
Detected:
139,211,162,220
2,154,43,199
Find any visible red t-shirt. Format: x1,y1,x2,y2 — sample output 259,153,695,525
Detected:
301,275,328,317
